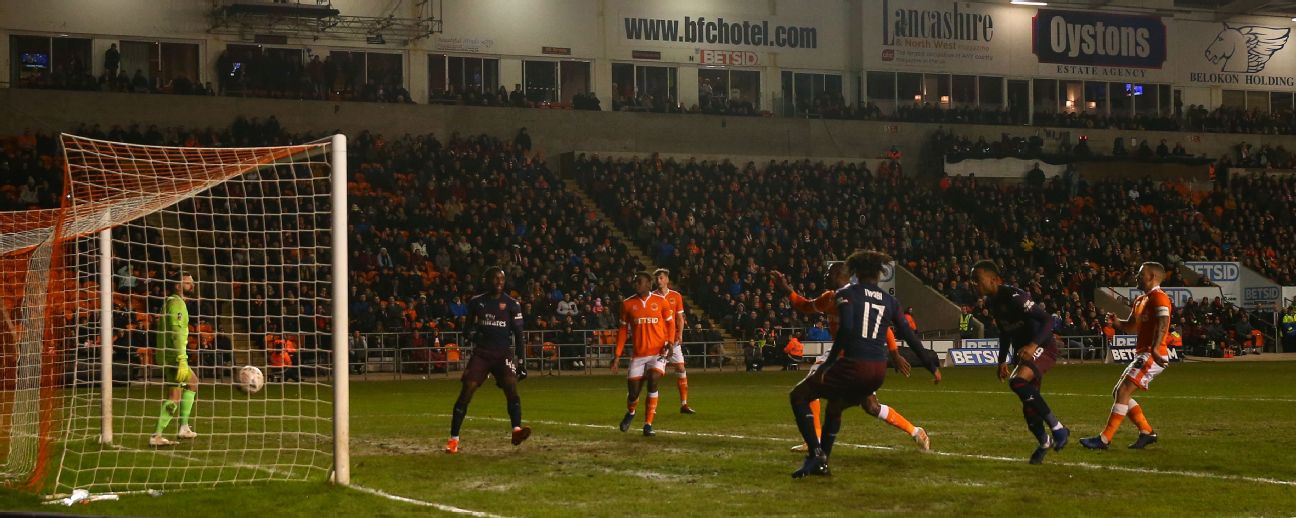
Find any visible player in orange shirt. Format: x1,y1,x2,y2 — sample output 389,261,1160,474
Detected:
773,262,932,453
653,268,695,414
613,271,675,437
1081,262,1172,450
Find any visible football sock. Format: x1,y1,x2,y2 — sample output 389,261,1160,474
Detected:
1024,405,1049,446
179,389,197,427
450,400,469,437
791,399,821,452
677,375,689,405
507,398,522,429
821,413,843,456
645,392,659,425
627,396,639,414
809,399,822,440
877,404,917,436
1010,378,1058,426
1127,399,1153,434
154,400,177,435
1101,403,1129,442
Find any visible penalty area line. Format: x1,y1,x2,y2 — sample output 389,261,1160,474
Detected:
406,413,1296,488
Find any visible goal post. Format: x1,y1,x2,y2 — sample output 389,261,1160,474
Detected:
0,133,349,496
330,133,349,486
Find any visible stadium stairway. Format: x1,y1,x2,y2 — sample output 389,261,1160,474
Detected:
144,212,249,373
559,179,745,364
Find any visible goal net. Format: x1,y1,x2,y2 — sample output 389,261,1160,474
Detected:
0,133,349,496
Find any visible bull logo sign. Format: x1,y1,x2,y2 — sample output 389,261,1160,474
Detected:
1205,23,1290,73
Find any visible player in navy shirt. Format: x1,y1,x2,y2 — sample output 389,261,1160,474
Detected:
446,267,530,454
788,250,942,479
971,260,1070,464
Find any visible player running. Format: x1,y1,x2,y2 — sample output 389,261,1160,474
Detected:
773,263,931,453
787,251,941,479
613,271,675,437
653,269,695,415
446,267,530,454
150,271,199,447
970,260,1070,464
1080,262,1172,450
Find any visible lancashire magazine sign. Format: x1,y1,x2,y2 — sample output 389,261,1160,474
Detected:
872,0,1007,74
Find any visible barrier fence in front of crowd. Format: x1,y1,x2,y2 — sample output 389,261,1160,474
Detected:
73,327,1231,387
347,329,738,380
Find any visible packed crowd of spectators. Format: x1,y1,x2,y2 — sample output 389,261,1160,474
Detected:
341,129,642,346
574,149,1288,353
792,99,1296,136
575,154,936,341
931,127,1197,162
6,116,1292,370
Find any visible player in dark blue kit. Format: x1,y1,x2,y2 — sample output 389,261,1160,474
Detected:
788,250,942,479
970,260,1070,464
446,267,530,454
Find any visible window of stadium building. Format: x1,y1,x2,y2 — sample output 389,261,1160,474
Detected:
1108,82,1133,115
428,54,499,100
1220,89,1245,109
1007,79,1029,120
951,75,975,108
780,71,842,117
1083,81,1107,115
1034,79,1059,114
119,41,200,94
523,60,590,105
1248,90,1271,113
323,50,403,98
611,63,678,111
699,68,760,112
9,34,91,89
559,60,591,105
866,71,897,115
220,45,305,96
1273,92,1294,113
978,76,1004,108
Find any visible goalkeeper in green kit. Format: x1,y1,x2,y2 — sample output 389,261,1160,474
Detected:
150,271,200,447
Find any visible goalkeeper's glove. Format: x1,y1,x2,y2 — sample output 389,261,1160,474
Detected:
515,360,528,382
176,360,193,384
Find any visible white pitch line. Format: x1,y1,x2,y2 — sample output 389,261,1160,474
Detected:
400,413,1296,488
104,442,505,516
348,483,510,518
883,388,1296,403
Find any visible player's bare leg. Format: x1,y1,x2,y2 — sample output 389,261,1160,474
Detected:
642,369,661,436
862,394,928,451
499,375,530,445
177,373,200,440
447,380,481,453
620,376,645,432
673,361,695,414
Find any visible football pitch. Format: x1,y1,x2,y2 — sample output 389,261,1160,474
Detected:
2,361,1294,516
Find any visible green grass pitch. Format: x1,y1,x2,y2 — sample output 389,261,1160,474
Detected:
2,362,1294,516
